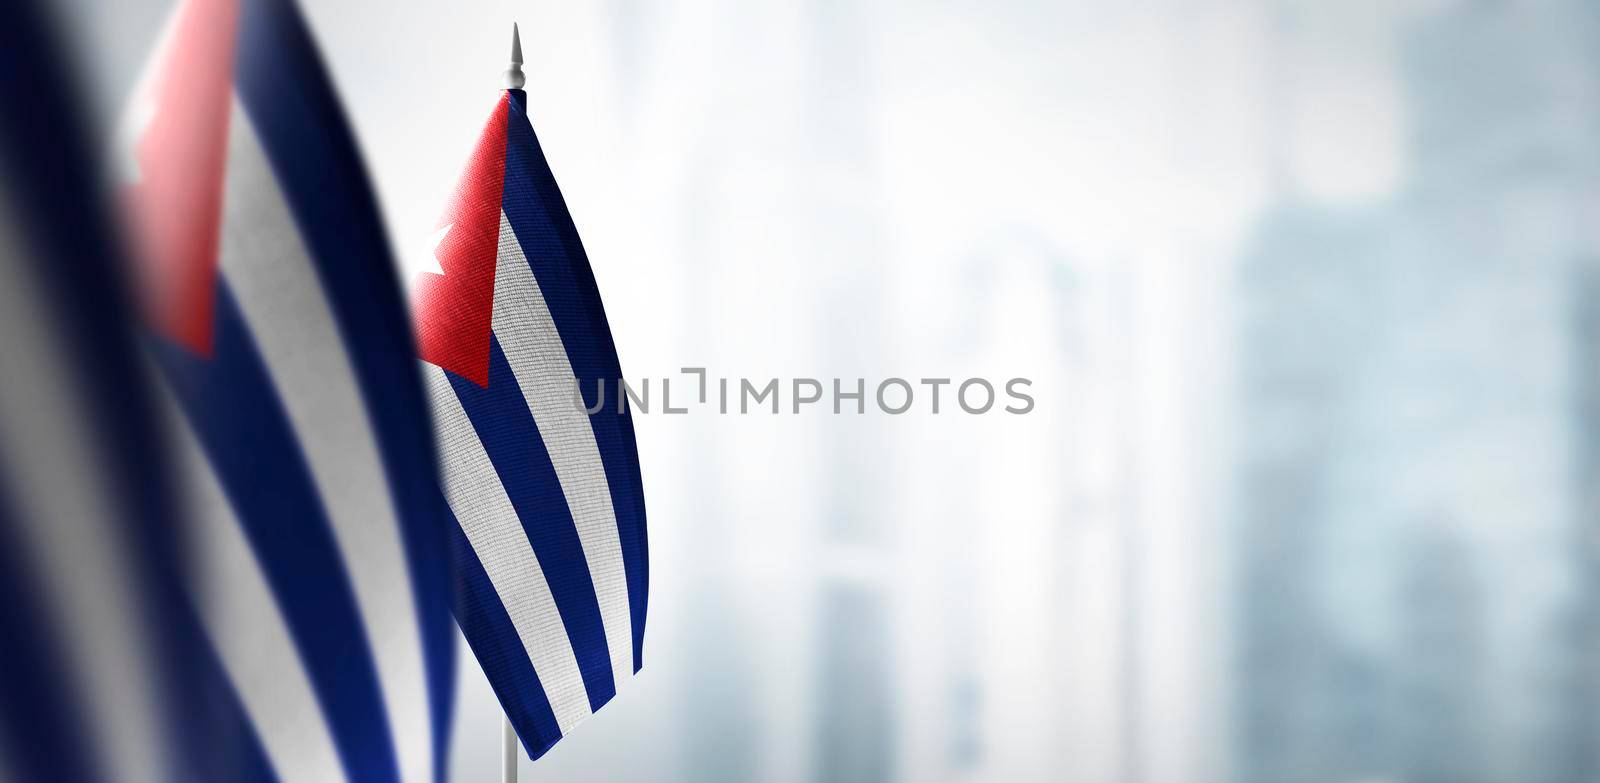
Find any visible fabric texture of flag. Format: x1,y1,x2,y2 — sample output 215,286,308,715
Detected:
121,0,456,780
413,85,649,761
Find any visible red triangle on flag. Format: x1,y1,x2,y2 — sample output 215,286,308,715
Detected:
412,93,509,387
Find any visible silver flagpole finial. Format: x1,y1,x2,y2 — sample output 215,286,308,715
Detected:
504,23,525,90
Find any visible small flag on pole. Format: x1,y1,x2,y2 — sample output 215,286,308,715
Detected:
413,24,649,762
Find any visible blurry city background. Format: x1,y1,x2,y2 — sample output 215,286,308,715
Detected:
53,0,1600,780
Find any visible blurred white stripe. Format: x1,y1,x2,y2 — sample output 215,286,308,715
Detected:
168,388,345,783
491,210,634,690
0,185,164,783
424,362,592,733
218,98,432,781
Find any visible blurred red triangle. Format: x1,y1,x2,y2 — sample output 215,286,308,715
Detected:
121,0,239,357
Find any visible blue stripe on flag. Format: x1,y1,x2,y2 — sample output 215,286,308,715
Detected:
168,601,281,783
152,284,401,783
447,515,566,759
502,91,649,671
232,0,456,767
448,336,618,711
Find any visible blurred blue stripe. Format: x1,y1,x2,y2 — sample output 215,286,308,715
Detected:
230,3,457,770
153,284,400,783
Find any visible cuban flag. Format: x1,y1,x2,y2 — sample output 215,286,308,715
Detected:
412,33,649,761
120,0,455,780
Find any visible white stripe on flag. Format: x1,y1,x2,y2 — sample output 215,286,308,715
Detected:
491,210,634,690
218,98,432,782
424,363,592,733
169,388,346,783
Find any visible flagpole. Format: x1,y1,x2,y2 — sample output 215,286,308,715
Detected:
502,712,518,783
499,24,525,783
505,23,525,91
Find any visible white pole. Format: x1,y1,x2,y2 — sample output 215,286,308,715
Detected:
500,26,525,783
501,713,518,783
504,23,525,90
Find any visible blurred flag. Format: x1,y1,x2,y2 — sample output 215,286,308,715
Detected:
0,3,195,781
120,0,455,781
412,27,649,761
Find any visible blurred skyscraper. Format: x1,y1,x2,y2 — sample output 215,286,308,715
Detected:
1564,262,1600,782
1233,1,1600,782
